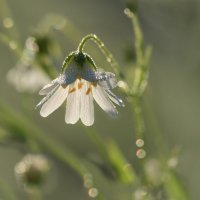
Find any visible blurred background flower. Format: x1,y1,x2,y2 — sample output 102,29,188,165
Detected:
15,154,50,189
0,0,199,200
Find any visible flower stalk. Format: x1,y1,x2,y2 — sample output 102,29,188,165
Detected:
77,34,124,79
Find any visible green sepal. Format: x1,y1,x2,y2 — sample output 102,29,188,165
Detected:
85,53,97,70
61,51,75,73
74,51,87,66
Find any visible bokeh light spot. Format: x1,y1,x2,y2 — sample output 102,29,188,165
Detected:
3,17,14,28
88,187,98,198
136,139,144,148
136,149,146,159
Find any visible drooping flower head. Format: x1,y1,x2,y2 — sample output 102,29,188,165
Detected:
36,36,125,126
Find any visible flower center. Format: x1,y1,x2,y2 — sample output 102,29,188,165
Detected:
78,82,84,89
67,79,98,95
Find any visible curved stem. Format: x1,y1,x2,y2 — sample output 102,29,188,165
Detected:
77,34,95,52
78,34,123,79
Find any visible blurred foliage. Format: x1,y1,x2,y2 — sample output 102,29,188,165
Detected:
0,0,195,199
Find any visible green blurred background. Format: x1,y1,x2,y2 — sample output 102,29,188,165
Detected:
0,0,200,199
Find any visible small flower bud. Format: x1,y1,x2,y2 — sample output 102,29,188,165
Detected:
15,154,50,189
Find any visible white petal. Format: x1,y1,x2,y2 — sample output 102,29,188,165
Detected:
64,63,79,85
80,64,97,82
92,84,118,117
65,82,80,124
96,71,118,89
39,78,59,95
40,86,68,117
105,90,125,107
80,81,94,126
36,85,59,109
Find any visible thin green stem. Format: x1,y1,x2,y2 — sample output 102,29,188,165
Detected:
83,127,137,184
131,97,145,139
0,102,87,177
77,34,94,52
0,32,22,57
124,9,143,67
0,102,106,199
125,8,152,97
77,34,123,78
0,0,21,43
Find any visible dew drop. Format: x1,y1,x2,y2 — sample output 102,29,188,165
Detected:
136,139,144,148
83,173,93,188
168,157,178,168
117,81,128,91
124,8,133,18
84,173,92,180
106,58,111,63
3,17,14,29
136,149,146,159
9,41,17,50
88,187,98,198
84,179,93,188
93,35,97,39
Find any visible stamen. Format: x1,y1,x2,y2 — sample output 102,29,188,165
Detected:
78,82,84,89
86,86,92,95
69,87,76,93
92,82,97,87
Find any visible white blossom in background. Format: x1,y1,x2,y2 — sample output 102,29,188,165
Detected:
6,37,50,93
7,64,50,93
14,154,50,188
36,52,125,126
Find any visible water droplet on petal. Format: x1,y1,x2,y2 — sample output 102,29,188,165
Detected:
3,17,14,28
136,139,144,148
88,187,98,198
136,149,146,159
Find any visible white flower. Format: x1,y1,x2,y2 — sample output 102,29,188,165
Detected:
7,37,50,93
7,64,50,93
36,53,124,126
